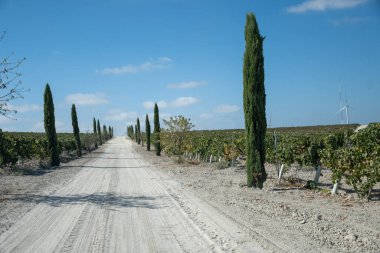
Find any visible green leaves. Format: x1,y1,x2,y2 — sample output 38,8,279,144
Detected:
162,116,194,161
154,103,161,156
243,13,267,188
44,84,59,166
0,132,97,168
320,124,380,199
71,104,82,157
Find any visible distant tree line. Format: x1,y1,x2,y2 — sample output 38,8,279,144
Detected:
126,103,161,155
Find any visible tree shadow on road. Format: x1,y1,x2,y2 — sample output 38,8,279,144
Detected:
60,165,152,169
81,157,139,160
7,193,166,209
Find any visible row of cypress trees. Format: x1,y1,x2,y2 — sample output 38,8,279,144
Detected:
126,102,161,156
44,84,113,167
93,117,113,146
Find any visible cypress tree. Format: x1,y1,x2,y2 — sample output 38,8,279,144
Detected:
153,103,161,156
93,117,98,148
43,84,60,167
243,13,267,188
93,118,97,135
146,114,151,151
97,119,102,145
136,118,141,144
130,125,135,139
103,125,107,140
134,124,138,142
108,126,112,138
71,104,82,157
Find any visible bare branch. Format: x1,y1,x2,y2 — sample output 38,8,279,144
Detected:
0,32,28,116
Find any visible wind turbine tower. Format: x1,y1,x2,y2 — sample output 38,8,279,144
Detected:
338,89,350,124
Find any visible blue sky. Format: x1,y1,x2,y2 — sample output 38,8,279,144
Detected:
0,0,379,135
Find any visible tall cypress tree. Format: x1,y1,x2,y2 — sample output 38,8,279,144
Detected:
136,118,141,144
103,125,107,140
71,104,82,157
243,13,267,188
93,117,98,148
130,125,135,139
153,103,161,156
97,119,102,145
93,118,97,135
44,84,60,166
146,114,151,151
134,124,138,142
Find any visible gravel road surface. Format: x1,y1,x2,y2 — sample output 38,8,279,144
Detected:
0,137,266,253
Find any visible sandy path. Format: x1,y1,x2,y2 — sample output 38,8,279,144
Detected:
0,137,266,253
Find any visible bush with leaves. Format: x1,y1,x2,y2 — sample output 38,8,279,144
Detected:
321,125,380,199
162,115,194,162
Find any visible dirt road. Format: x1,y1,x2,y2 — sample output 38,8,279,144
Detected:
0,137,266,253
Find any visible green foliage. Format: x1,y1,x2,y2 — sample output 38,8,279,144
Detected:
93,117,98,147
162,115,194,161
71,104,82,157
136,118,141,144
146,114,151,151
321,124,380,199
154,103,161,156
0,132,97,167
103,125,108,141
159,125,358,166
44,84,60,166
134,124,138,142
243,13,267,188
305,180,317,190
97,119,102,145
127,125,134,139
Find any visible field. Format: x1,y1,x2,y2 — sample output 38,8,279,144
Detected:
0,131,98,171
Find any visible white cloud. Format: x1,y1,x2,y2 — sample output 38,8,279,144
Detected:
167,81,206,89
4,103,42,113
143,100,168,110
100,57,172,75
287,0,368,13
200,113,214,119
171,97,198,107
143,97,197,109
213,105,239,113
66,93,108,106
105,110,137,121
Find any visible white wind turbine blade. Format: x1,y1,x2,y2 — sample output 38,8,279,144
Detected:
333,106,346,116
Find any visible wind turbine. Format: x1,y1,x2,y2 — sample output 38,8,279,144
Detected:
339,86,344,124
336,89,351,124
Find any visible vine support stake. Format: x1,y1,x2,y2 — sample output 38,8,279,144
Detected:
314,165,322,184
331,179,340,195
278,164,285,182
